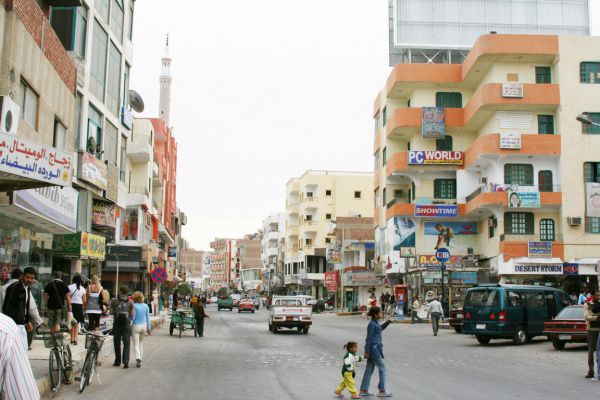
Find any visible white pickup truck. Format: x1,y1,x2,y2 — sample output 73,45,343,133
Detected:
268,296,312,334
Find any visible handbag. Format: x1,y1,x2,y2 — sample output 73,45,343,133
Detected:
52,280,76,327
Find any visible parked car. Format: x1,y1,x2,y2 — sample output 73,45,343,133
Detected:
544,305,587,350
238,299,255,313
209,296,218,304
449,308,463,333
217,296,234,311
268,296,312,334
232,293,242,308
462,284,571,345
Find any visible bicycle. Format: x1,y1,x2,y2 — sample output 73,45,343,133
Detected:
78,332,106,393
40,328,74,391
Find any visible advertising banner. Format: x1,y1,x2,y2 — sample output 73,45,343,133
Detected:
563,263,579,275
53,232,106,259
507,191,540,208
418,254,463,269
328,249,342,264
92,201,116,229
528,241,552,258
346,270,382,286
423,221,477,254
450,271,477,284
422,107,445,138
324,271,339,292
586,182,600,217
415,204,458,218
500,132,521,149
78,152,107,190
106,246,142,262
0,132,73,186
14,186,78,232
408,151,463,165
389,217,416,251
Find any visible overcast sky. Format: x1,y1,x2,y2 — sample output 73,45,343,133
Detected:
131,1,599,251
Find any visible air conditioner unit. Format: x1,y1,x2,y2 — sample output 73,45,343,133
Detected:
0,95,20,135
479,177,488,185
567,217,582,226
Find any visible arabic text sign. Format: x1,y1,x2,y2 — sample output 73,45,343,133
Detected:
408,151,463,165
79,152,107,190
0,132,73,186
528,241,552,258
507,191,540,208
422,107,445,138
586,182,600,218
14,186,78,232
324,271,339,291
502,83,524,98
415,204,458,218
500,132,521,149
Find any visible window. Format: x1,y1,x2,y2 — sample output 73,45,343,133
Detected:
587,217,600,234
18,79,38,129
53,120,66,150
488,225,495,239
436,135,452,151
305,238,312,246
382,188,387,205
504,164,533,186
325,213,332,220
50,7,87,57
436,92,462,108
382,106,387,127
120,134,127,182
74,93,82,149
540,219,555,241
325,189,332,196
87,104,103,158
434,179,456,199
90,21,108,101
104,121,118,164
306,192,313,198
411,181,416,201
504,212,534,235
535,67,551,84
538,170,553,192
580,62,600,84
393,189,403,198
374,152,379,171
538,115,554,134
110,0,124,42
325,238,331,244
123,64,130,108
354,191,362,199
582,112,600,134
382,147,387,166
95,0,109,22
305,215,312,222
120,208,138,240
127,0,134,40
375,189,379,208
584,162,600,183
106,42,122,116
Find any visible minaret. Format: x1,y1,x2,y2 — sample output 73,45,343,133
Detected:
159,34,172,127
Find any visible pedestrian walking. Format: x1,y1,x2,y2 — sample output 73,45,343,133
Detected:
0,313,40,400
86,275,104,332
583,292,600,378
43,271,71,334
68,275,86,345
334,341,363,399
131,291,151,368
388,294,396,317
427,298,444,336
192,297,209,337
359,306,392,397
369,293,377,310
411,297,422,324
379,293,386,314
110,285,134,368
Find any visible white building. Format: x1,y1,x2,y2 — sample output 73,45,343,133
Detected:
261,213,285,291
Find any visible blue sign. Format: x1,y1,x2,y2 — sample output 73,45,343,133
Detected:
450,271,477,285
528,241,552,257
414,204,458,218
191,281,196,288
422,107,446,138
435,248,451,263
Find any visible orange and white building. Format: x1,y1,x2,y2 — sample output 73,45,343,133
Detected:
373,34,600,303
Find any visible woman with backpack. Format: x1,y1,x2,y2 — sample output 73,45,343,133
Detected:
86,275,103,332
68,275,87,345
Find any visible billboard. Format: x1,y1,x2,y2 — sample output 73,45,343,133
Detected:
507,191,540,208
586,182,600,217
388,217,415,251
423,221,478,254
422,107,445,138
14,186,78,232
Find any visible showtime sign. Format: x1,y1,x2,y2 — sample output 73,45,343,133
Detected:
414,204,458,217
408,151,464,165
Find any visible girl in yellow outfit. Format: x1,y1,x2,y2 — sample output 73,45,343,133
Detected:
335,341,363,399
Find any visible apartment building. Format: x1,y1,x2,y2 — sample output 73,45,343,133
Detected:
235,235,262,293
373,33,600,308
209,238,232,291
180,248,203,281
261,212,285,292
284,170,373,297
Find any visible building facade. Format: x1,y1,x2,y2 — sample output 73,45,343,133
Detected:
373,33,600,310
209,238,232,291
261,212,285,293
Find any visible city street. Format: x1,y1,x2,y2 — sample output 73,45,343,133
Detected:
46,305,599,400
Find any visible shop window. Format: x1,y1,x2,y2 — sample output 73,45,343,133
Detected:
538,115,554,134
580,62,600,84
18,79,38,129
538,170,553,192
504,164,533,186
582,113,600,134
535,67,551,84
436,136,452,151
540,219,555,241
436,92,462,108
434,179,456,199
504,212,534,235
120,208,139,240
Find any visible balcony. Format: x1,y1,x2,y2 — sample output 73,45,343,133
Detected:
464,185,562,215
288,203,299,215
500,234,564,261
387,108,463,138
287,225,299,237
267,231,279,242
266,247,278,257
374,129,381,153
464,134,561,170
128,135,153,163
127,185,150,207
284,275,300,285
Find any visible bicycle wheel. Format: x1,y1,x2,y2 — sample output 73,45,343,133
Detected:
79,351,94,393
49,349,61,391
88,352,97,387
62,345,74,384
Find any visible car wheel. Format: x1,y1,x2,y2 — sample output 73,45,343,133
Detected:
272,326,278,334
169,322,174,336
476,335,491,345
454,326,462,334
252,310,255,313
302,327,309,334
238,309,241,313
513,327,527,345
526,335,534,343
218,307,221,311
268,324,273,332
552,339,566,350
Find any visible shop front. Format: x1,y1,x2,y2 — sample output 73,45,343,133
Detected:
104,245,148,295
342,267,383,311
52,231,106,285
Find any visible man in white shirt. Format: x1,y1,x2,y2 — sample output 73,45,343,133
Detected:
427,298,444,336
0,313,40,400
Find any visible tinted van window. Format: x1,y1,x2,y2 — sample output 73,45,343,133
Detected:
507,291,523,307
465,289,499,307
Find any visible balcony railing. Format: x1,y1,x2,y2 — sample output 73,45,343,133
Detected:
500,234,563,242
466,184,562,203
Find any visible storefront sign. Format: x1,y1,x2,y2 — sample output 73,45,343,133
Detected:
324,271,339,291
346,270,382,286
301,279,312,286
168,246,177,259
586,183,600,218
106,245,142,262
418,254,463,269
528,241,552,258
507,191,540,208
563,263,579,275
0,132,73,186
415,204,458,218
502,83,524,98
500,132,521,149
408,151,463,165
422,107,445,139
53,232,106,260
512,264,563,274
92,201,116,229
105,163,119,203
450,271,477,284
328,249,342,264
78,152,107,190
13,186,78,232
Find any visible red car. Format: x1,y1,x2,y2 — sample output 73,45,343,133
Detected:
543,305,587,350
238,299,255,313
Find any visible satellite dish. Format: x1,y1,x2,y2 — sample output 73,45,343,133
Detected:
128,90,145,113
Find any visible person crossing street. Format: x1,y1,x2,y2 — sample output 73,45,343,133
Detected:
427,298,444,336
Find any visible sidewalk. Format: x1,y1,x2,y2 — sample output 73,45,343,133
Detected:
31,313,166,397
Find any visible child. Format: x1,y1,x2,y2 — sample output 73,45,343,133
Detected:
334,341,363,399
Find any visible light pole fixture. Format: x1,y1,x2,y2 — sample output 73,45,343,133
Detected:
577,113,600,127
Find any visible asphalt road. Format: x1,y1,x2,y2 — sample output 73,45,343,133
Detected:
46,305,600,400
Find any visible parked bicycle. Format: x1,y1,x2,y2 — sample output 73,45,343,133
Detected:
78,332,106,393
40,327,73,391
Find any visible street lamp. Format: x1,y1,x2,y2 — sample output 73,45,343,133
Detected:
576,113,600,127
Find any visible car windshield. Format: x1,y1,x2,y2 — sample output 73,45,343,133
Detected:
464,289,499,308
556,306,584,319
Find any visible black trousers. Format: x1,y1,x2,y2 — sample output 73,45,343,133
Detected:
588,330,599,374
195,317,204,337
113,323,131,365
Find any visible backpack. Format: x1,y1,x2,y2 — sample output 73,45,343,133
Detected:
115,299,130,324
